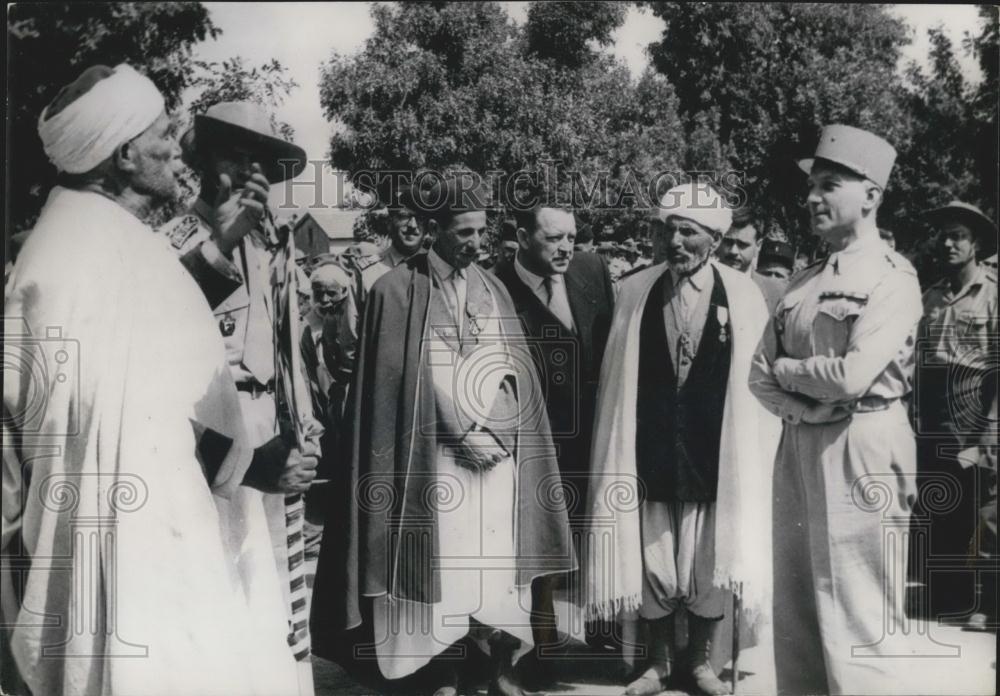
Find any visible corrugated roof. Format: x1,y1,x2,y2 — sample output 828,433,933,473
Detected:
293,209,363,240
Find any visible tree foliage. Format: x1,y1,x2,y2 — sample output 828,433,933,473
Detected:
525,1,627,69
188,57,299,140
643,2,916,246
8,2,219,231
320,1,679,232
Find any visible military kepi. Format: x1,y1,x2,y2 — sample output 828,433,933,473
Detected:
798,124,897,189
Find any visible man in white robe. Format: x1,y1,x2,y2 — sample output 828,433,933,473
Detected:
2,64,298,696
584,183,779,696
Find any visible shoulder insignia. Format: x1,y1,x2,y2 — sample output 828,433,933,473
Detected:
884,250,918,276
161,215,202,251
804,255,827,270
787,258,824,288
355,254,383,272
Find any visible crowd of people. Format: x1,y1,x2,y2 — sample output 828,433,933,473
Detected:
2,62,996,696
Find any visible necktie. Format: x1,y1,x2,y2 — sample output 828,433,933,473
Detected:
447,268,466,330
241,238,275,383
543,275,575,331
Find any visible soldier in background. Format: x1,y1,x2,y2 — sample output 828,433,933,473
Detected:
754,240,794,281
347,190,427,302
717,212,790,314
752,239,794,315
913,200,998,627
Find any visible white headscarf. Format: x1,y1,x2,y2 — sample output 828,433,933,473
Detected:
656,182,733,235
38,63,165,174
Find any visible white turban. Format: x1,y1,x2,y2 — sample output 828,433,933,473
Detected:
38,63,165,174
655,182,733,235
311,262,351,289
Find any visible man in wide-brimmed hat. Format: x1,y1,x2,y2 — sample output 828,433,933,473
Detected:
159,101,319,694
915,199,997,630
750,124,925,694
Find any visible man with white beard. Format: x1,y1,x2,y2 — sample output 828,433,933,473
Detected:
584,183,776,696
2,64,298,696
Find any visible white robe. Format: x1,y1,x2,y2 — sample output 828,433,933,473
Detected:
372,278,533,680
2,188,298,695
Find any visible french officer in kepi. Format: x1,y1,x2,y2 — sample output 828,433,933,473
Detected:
159,101,322,691
749,124,925,695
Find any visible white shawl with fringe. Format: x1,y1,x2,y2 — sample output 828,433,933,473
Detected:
583,259,779,622
2,188,298,696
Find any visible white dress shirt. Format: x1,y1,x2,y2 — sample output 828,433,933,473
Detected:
514,255,576,331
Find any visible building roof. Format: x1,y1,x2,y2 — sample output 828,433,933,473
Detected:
293,208,363,241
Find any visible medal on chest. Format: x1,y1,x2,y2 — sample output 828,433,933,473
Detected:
219,313,236,337
466,284,493,337
678,332,693,367
717,306,729,344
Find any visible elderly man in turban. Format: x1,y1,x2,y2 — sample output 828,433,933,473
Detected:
584,183,777,696
2,64,299,695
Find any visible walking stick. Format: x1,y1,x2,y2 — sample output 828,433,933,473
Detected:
731,581,743,694
272,221,321,689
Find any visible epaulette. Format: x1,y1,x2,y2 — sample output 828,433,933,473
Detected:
883,249,918,276
354,254,383,272
160,215,202,251
786,256,825,288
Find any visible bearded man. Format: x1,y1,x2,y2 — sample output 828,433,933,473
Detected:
3,64,297,696
584,183,777,696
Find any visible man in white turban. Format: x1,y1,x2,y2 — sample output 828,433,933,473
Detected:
2,64,299,695
583,183,778,695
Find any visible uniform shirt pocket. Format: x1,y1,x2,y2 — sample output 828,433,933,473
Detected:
214,288,251,365
952,311,991,363
811,297,865,357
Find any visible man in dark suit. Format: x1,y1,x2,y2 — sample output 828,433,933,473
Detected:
493,204,615,686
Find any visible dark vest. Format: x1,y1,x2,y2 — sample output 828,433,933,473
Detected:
635,267,731,502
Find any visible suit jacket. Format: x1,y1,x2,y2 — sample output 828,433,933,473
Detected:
493,252,615,513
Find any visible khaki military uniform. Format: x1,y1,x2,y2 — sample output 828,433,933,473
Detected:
915,263,998,615
159,200,302,640
750,235,924,694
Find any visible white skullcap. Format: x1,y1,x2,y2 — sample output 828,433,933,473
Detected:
655,182,732,235
38,63,165,174
311,262,351,289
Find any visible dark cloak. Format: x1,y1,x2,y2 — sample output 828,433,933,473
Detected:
311,252,575,660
